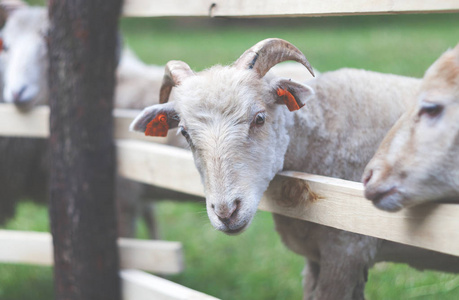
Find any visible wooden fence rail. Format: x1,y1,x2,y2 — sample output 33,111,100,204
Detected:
121,269,220,300
122,0,459,18
0,230,219,300
117,140,459,257
0,230,183,274
1,103,458,257
0,105,161,143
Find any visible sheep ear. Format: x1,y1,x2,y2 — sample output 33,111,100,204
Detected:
129,102,180,137
271,78,314,112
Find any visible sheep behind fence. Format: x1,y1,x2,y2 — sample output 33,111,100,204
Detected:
0,1,459,298
0,2,197,238
130,38,459,299
363,43,459,211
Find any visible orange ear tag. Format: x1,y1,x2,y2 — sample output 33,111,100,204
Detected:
145,113,169,137
277,88,303,112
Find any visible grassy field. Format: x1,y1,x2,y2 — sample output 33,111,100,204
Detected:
120,14,459,76
1,6,459,300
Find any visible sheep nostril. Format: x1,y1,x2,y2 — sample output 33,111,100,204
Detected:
232,199,241,218
214,199,240,225
217,216,230,225
363,169,373,187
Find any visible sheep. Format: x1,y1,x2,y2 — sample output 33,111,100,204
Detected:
0,2,314,236
131,38,459,299
0,0,47,225
362,44,459,212
0,1,199,238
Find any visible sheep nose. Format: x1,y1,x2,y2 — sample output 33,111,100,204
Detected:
12,86,27,104
363,168,392,201
362,169,373,187
213,200,241,225
363,168,382,201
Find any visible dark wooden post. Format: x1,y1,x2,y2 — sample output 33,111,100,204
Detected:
48,1,123,299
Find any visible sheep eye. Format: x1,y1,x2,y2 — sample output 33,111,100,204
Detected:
180,126,190,139
418,103,443,119
252,112,266,127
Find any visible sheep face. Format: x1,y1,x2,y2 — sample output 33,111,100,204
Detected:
132,65,314,234
0,7,49,111
363,44,459,211
131,38,315,234
177,67,294,234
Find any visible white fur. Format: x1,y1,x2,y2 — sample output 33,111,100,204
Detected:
132,51,459,299
0,7,48,110
363,44,459,211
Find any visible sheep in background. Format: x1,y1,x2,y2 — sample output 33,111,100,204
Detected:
0,0,47,226
131,38,459,299
0,2,160,111
363,43,459,211
0,1,197,238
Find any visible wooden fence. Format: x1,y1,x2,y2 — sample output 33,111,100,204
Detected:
1,103,458,257
1,0,458,299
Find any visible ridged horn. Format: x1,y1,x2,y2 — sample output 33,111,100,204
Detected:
159,60,195,104
233,38,314,78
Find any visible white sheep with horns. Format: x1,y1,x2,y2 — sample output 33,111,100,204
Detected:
363,43,459,211
131,38,459,299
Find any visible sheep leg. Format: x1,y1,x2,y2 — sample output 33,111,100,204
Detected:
141,200,159,239
302,260,319,300
115,177,143,238
312,258,368,300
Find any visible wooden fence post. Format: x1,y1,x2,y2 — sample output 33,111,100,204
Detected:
48,1,123,299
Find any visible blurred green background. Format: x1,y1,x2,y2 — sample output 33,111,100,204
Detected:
1,1,458,300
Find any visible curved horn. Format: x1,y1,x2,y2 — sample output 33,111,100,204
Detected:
233,38,314,78
159,60,194,104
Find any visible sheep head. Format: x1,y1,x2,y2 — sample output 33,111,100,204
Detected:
0,4,49,111
363,43,459,211
131,38,315,234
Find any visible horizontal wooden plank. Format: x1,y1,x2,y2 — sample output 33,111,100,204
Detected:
123,0,211,17
0,104,168,143
0,104,49,138
118,238,184,274
121,269,220,300
1,106,458,256
116,140,459,257
122,0,459,17
117,140,204,197
0,230,184,274
260,172,459,257
0,230,52,265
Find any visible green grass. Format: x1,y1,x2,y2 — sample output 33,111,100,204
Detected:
152,202,304,300
1,201,459,300
2,12,459,300
120,14,459,77
0,203,53,300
